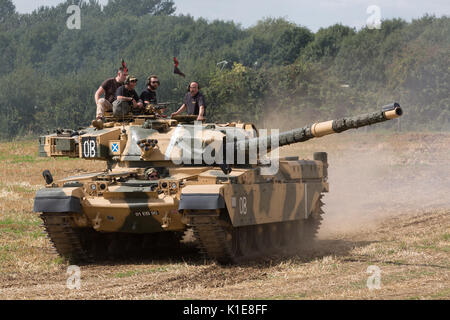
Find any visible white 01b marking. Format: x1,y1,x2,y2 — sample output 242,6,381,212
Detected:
83,140,96,158
239,197,247,215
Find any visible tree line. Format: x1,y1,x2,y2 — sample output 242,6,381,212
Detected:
0,0,448,138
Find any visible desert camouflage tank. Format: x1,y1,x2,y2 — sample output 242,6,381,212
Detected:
34,103,403,263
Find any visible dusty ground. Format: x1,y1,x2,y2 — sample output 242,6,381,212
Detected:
0,132,448,300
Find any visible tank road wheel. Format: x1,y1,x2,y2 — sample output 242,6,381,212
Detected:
88,237,108,260
237,226,255,258
78,229,108,261
254,224,271,255
223,226,240,262
107,234,127,259
283,220,301,254
123,234,142,257
267,223,284,252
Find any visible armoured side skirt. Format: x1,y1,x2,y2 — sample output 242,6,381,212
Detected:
223,182,325,227
33,189,81,213
179,193,226,210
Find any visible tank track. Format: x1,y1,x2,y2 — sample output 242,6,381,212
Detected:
301,194,324,247
189,215,245,264
41,213,189,263
40,195,324,264
41,213,91,263
189,194,325,264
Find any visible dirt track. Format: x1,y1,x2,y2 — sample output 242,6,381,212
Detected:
0,132,449,299
0,208,448,300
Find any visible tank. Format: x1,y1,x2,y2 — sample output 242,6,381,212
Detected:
33,103,403,264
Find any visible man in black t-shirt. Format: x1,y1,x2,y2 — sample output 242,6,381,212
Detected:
140,75,159,106
171,82,206,121
113,76,143,116
94,67,127,120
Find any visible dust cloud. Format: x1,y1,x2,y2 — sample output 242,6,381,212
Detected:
257,99,450,237
260,98,450,238
259,104,449,238
316,132,450,237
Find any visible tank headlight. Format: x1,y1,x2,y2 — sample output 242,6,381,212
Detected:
170,182,177,190
91,184,97,191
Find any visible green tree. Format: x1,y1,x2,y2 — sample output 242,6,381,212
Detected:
270,27,313,65
302,24,355,63
0,6,448,139
0,0,15,22
206,63,268,124
104,0,176,17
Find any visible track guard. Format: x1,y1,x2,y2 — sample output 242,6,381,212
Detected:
33,188,82,213
179,185,225,211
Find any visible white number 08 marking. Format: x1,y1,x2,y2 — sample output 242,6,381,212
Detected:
239,196,247,215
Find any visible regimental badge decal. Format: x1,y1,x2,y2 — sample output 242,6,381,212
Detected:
109,141,121,155
111,143,119,153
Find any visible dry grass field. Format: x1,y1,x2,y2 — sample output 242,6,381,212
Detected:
0,132,448,300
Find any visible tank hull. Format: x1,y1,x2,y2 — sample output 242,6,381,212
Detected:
35,159,328,263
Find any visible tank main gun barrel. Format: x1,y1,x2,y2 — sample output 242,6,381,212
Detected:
236,103,403,152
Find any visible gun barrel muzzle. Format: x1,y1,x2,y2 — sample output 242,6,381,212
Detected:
382,103,403,120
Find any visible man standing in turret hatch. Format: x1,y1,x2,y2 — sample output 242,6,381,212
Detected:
140,75,160,106
171,81,206,121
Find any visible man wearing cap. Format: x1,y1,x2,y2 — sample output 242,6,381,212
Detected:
113,75,143,116
140,75,160,106
94,67,127,121
171,82,206,121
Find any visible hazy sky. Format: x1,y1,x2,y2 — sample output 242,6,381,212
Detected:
12,0,450,31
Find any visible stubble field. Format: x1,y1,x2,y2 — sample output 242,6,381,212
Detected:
0,131,448,300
